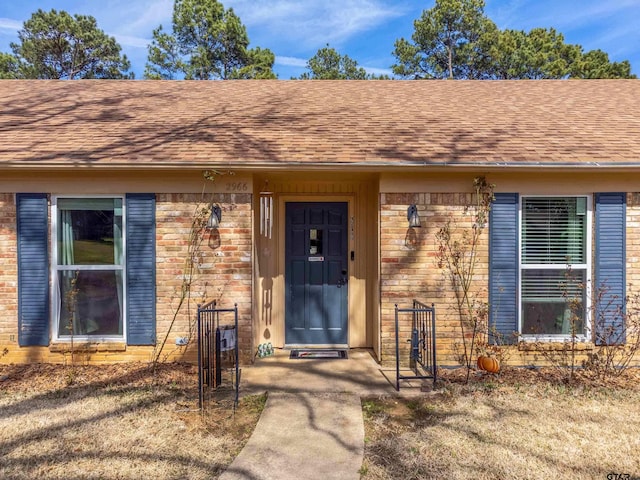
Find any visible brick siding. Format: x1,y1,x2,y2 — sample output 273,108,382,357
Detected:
0,194,17,353
380,193,488,366
155,193,253,363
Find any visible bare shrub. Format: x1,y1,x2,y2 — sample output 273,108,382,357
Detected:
583,286,640,381
436,176,495,382
527,276,640,383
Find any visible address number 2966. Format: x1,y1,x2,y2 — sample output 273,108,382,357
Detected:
225,182,249,192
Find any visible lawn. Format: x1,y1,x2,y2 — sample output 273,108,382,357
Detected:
0,363,264,480
361,369,640,480
1,363,639,479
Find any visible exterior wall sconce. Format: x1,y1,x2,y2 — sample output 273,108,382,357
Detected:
207,204,222,229
407,204,421,228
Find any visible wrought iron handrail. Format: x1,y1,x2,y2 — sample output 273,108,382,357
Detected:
197,301,239,409
394,300,437,391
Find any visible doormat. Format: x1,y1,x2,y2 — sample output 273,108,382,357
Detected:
289,349,348,360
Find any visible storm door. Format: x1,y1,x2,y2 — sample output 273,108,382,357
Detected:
285,202,348,345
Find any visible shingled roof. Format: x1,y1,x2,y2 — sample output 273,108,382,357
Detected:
0,79,638,170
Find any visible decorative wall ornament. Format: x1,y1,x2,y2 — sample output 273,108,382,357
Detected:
260,181,273,239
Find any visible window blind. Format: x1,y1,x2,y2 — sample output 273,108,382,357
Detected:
522,198,586,264
521,269,585,302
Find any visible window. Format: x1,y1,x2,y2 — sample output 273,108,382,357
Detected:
53,197,124,339
520,196,591,337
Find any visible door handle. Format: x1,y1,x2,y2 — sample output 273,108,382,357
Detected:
337,269,348,288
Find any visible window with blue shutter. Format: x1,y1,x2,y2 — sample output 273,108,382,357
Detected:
489,193,519,344
17,193,157,347
594,193,626,345
488,192,624,345
126,194,156,345
17,193,50,346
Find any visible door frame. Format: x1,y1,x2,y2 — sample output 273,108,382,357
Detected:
277,194,355,347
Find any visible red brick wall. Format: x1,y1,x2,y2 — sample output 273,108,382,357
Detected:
624,193,640,348
627,193,640,287
155,193,253,363
379,193,488,366
0,194,17,351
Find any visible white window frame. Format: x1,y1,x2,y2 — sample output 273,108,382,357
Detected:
51,195,127,343
518,195,592,342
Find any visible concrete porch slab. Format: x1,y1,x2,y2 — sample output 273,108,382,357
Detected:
237,348,427,397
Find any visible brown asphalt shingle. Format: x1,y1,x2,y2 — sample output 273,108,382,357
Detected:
0,79,638,169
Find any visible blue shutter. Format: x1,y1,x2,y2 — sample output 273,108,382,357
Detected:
126,194,156,345
489,193,519,344
595,193,626,345
17,193,50,346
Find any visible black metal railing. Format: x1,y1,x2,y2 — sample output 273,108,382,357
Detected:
197,300,239,409
395,300,437,391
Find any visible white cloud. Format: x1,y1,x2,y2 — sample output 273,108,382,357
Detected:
275,55,308,67
225,0,407,48
113,34,150,49
363,66,392,76
488,0,640,32
112,0,173,34
0,17,22,33
541,1,639,32
80,0,173,53
68,0,172,39
486,0,640,68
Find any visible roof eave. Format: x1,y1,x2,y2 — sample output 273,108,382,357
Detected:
2,160,640,172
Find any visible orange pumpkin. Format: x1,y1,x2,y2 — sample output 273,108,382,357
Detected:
477,355,500,373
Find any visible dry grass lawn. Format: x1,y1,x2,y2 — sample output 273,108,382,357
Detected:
0,363,264,480
2,363,640,480
361,369,640,480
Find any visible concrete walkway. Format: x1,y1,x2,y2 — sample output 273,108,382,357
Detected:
219,392,364,480
219,349,427,479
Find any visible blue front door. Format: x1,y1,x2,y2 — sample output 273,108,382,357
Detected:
285,202,348,345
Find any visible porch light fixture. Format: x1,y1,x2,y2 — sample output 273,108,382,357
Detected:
407,204,421,228
207,204,222,229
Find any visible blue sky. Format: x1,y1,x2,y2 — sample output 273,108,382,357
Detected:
0,0,638,79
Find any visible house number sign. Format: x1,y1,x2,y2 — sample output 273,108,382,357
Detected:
225,182,249,192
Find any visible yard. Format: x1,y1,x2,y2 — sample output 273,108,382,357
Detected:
0,363,264,480
361,369,640,480
1,362,639,479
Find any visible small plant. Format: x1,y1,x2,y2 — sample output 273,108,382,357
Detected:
436,176,495,383
583,286,640,382
407,400,438,425
524,267,587,382
241,392,268,415
362,398,388,419
477,325,514,369
64,270,80,383
480,379,498,392
64,369,77,386
152,169,233,366
528,274,640,384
